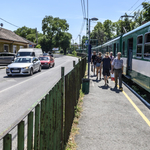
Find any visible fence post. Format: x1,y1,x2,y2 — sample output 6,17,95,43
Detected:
3,134,12,150
61,67,65,150
40,98,46,150
18,121,24,150
27,111,33,150
49,88,54,148
34,104,40,150
73,61,76,67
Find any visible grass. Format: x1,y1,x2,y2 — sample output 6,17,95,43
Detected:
65,89,84,150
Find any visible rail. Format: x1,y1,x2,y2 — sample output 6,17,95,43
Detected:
0,57,86,150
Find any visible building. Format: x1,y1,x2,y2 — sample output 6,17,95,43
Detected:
0,28,29,53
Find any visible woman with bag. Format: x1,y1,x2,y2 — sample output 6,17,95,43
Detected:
95,52,102,80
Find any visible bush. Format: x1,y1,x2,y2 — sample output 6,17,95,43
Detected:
36,44,41,48
72,50,77,56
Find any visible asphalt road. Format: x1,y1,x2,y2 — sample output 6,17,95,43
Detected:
0,54,78,137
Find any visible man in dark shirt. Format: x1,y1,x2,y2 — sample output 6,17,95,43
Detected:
101,53,111,86
91,51,97,76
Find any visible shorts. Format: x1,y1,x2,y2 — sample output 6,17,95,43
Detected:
103,69,110,76
96,63,101,67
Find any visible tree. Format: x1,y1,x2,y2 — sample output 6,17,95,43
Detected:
14,26,42,43
90,22,106,45
42,16,69,51
60,32,72,55
103,20,114,40
142,2,150,22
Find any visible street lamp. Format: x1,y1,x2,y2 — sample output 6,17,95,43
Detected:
88,17,98,79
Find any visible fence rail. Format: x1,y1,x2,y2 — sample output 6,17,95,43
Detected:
0,57,86,150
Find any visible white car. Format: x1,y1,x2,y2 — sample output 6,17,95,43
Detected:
6,57,41,76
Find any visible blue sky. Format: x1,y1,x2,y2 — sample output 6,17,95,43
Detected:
0,0,145,44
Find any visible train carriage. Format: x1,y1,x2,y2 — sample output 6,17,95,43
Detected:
122,21,150,92
92,21,150,93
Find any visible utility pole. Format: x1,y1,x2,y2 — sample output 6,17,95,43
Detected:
78,35,81,52
35,28,38,45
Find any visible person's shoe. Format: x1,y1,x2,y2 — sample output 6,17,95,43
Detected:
114,85,117,89
119,87,123,91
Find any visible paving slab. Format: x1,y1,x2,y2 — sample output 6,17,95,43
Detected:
75,74,150,150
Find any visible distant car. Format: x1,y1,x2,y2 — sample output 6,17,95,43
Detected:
6,57,41,76
0,52,16,64
39,56,55,68
43,53,49,56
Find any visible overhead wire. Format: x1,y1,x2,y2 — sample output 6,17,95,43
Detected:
0,18,20,28
129,0,147,15
74,0,86,42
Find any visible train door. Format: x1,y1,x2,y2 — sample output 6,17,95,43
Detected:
127,38,133,72
113,43,116,57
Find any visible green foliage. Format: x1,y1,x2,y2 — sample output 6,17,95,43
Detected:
72,50,77,56
14,26,40,43
142,2,150,22
59,32,72,55
36,44,41,48
90,2,150,43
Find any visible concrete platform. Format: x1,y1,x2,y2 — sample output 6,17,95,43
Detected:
75,74,150,150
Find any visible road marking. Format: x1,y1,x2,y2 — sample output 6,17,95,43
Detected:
0,58,78,94
122,90,150,127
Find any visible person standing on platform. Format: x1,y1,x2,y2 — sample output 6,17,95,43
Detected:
109,51,114,71
91,51,97,76
95,52,102,80
111,52,123,90
101,53,111,86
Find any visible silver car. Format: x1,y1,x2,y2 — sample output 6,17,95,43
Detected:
6,57,41,76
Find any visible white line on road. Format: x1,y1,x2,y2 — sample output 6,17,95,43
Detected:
0,58,77,94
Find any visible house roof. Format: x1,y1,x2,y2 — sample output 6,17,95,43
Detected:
0,28,28,44
22,37,36,45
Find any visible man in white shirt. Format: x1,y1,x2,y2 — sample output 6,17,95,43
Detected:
111,52,123,90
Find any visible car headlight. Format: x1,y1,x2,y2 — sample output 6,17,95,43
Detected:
23,66,29,69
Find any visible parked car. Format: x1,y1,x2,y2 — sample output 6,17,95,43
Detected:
16,48,43,58
6,57,41,76
0,52,16,64
39,56,55,68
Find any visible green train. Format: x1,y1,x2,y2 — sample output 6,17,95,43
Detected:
92,21,150,93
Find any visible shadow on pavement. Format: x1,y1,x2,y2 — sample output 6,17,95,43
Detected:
110,87,121,93
98,85,110,90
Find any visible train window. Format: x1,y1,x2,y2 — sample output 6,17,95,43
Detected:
144,33,150,58
144,44,150,58
136,35,143,57
123,42,125,56
145,33,150,43
137,36,143,44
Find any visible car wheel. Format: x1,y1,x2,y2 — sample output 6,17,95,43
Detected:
30,68,33,76
7,74,12,77
53,63,55,67
48,64,51,69
38,65,41,72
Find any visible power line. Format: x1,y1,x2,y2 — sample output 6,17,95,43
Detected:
74,0,86,42
83,0,86,18
129,0,147,15
0,18,20,28
126,0,140,14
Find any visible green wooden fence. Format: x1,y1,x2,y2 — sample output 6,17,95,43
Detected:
0,57,86,150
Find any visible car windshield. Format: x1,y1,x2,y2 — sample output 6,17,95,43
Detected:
17,52,35,57
39,57,50,60
14,58,31,63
